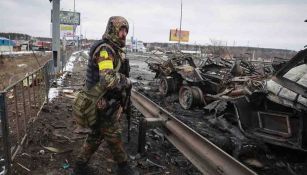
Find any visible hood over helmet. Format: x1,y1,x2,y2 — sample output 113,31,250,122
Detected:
102,16,129,48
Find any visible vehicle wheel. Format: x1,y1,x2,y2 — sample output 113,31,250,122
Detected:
191,86,206,106
159,77,176,96
179,86,205,109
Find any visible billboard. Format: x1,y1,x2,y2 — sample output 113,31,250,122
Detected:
60,25,74,37
169,29,189,42
52,10,80,25
60,11,80,25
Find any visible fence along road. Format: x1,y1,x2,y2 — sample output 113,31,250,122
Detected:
0,48,75,174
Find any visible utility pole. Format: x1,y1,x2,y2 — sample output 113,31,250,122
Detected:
127,18,135,52
178,0,183,48
132,22,135,52
73,0,76,48
51,0,61,72
80,22,82,49
305,19,307,48
8,35,11,54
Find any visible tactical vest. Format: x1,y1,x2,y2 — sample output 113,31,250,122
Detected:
85,40,129,90
73,40,130,127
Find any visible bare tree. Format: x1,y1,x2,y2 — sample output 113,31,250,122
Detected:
203,39,227,58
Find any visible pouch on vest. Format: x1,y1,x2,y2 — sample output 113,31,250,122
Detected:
72,84,106,127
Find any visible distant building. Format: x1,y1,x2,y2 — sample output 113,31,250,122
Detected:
125,39,133,52
136,41,146,53
125,38,147,53
0,37,15,52
19,41,30,51
32,41,52,51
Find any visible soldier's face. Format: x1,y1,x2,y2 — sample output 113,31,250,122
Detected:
118,27,128,41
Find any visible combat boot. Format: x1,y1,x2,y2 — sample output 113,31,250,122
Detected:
117,162,140,175
74,160,99,175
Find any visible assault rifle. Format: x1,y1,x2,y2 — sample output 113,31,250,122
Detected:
123,58,131,142
123,85,132,142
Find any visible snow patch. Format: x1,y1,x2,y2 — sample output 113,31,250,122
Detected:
48,88,59,102
1,51,51,56
63,54,77,72
17,64,27,68
47,50,87,101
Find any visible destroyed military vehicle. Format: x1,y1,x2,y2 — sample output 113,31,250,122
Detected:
148,53,262,109
148,53,225,109
231,48,307,151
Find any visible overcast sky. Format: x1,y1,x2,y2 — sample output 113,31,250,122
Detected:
0,0,306,51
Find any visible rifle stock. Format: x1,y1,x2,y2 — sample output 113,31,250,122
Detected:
124,58,131,142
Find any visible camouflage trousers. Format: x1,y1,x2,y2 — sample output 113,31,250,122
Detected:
77,106,127,164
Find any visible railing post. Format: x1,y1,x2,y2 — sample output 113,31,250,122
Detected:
61,49,65,73
138,118,147,154
0,92,11,175
44,62,50,103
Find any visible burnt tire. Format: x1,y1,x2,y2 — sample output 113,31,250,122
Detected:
159,77,177,96
179,86,205,109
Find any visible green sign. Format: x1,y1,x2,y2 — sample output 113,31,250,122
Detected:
51,10,80,25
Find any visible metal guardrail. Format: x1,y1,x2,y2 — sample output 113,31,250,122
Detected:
131,89,257,175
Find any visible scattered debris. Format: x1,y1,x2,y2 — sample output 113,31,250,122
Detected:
243,158,263,168
41,145,72,154
38,150,45,155
62,160,70,169
16,162,31,172
146,158,167,169
42,146,61,153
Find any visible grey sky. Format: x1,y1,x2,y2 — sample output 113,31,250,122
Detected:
0,0,306,50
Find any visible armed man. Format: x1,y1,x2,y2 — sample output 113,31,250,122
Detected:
73,16,139,175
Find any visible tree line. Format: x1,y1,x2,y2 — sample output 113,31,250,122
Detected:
0,32,32,40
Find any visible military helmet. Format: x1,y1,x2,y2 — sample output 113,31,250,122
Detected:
102,16,129,48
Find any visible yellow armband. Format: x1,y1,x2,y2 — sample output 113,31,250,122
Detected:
98,60,113,70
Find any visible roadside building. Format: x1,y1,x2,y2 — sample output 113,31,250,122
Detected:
0,37,15,52
32,41,52,51
125,39,147,53
125,38,133,52
136,40,147,53
20,41,31,51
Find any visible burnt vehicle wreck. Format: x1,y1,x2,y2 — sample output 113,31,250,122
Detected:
148,53,227,109
147,53,263,109
232,48,307,151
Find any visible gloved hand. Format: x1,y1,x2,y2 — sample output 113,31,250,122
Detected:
115,74,132,91
96,97,107,110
